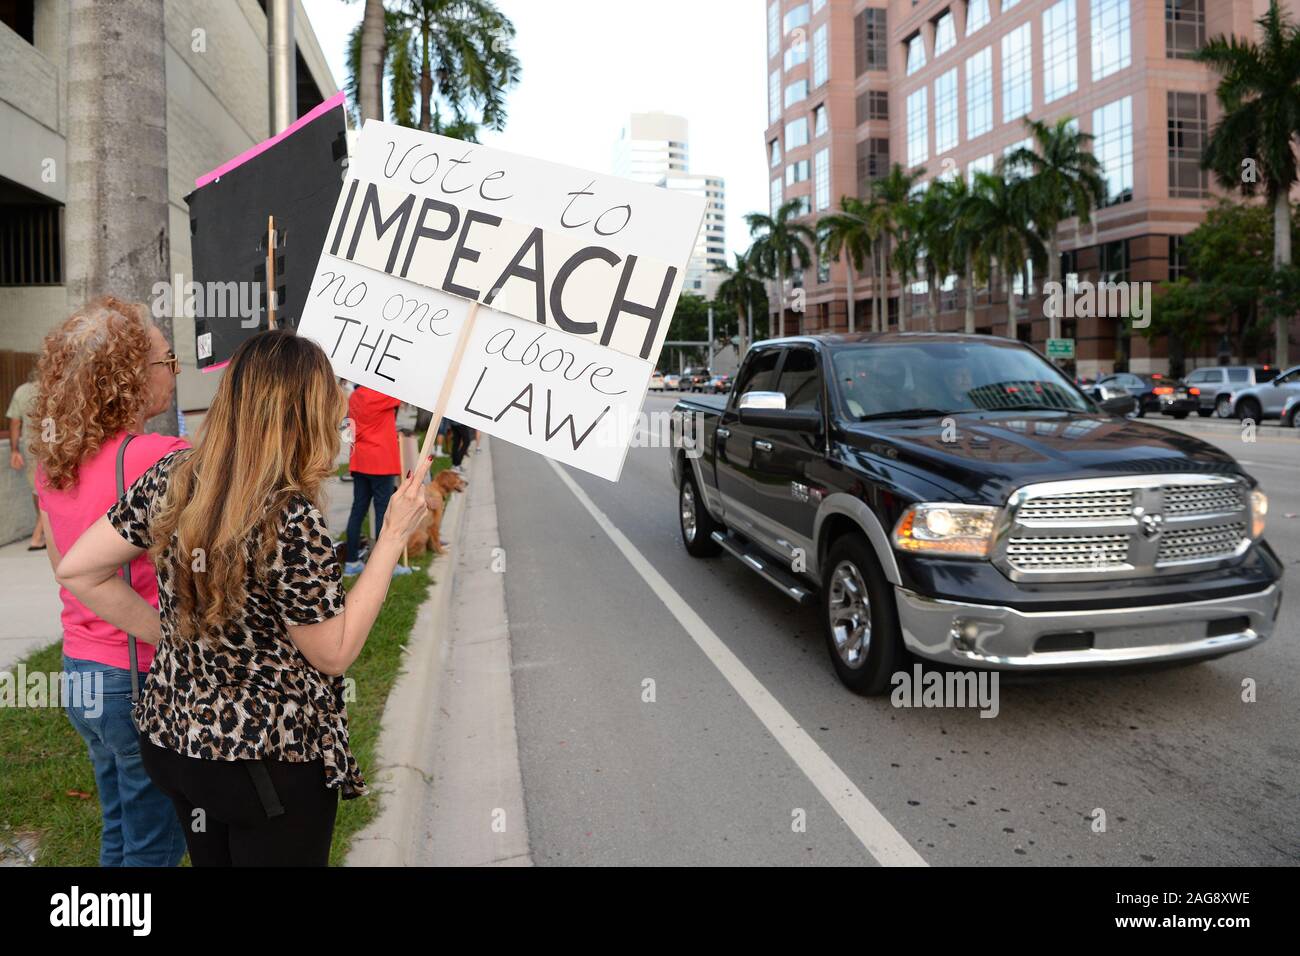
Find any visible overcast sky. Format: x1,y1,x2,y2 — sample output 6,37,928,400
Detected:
301,0,768,259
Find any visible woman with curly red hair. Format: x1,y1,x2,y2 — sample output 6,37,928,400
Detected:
30,294,187,867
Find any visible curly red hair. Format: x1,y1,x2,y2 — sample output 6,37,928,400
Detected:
31,295,155,490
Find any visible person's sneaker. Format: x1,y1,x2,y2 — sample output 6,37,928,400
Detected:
392,564,413,577
343,560,365,576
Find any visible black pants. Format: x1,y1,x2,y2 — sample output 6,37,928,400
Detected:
448,421,472,466
140,737,339,866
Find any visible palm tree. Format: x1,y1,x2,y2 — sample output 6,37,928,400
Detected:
868,164,926,332
817,197,875,333
65,0,177,436
714,252,766,352
357,0,387,121
949,175,993,334
746,200,817,337
1198,0,1300,366
1004,117,1106,341
970,171,1047,340
907,178,964,331
347,0,521,135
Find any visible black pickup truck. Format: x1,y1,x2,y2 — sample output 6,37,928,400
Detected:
670,333,1282,694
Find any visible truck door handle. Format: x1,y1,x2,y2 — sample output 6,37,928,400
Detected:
716,427,731,438
754,439,773,452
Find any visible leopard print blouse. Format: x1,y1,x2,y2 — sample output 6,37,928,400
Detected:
107,450,365,798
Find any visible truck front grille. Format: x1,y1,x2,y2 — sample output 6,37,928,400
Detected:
995,475,1253,582
1017,489,1134,523
1006,534,1130,572
1157,521,1249,565
1164,483,1246,516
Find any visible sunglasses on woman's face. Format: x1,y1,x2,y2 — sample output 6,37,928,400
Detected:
151,352,181,375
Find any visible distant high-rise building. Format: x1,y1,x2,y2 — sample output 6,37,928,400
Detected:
615,112,727,299
764,0,1300,375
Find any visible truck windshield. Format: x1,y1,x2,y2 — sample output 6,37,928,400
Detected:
831,341,1092,420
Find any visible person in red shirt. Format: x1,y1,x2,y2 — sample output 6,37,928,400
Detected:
344,386,409,575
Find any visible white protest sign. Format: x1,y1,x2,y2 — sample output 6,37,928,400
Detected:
298,119,706,480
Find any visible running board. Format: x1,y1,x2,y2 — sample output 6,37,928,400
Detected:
711,531,814,605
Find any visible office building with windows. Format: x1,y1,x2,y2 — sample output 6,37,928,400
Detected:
615,112,727,299
764,0,1300,375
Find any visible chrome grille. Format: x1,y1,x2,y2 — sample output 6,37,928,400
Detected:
1006,534,1130,572
1157,522,1248,565
1017,489,1134,523
996,475,1253,582
1164,483,1246,516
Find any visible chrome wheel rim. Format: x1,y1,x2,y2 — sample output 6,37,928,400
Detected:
681,483,697,543
828,560,872,669
1216,398,1232,418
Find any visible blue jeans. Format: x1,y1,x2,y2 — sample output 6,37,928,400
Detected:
345,471,396,561
62,655,187,867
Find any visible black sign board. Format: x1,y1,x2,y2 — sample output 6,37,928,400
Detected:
185,94,347,368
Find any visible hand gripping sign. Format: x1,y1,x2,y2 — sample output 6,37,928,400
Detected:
297,119,706,481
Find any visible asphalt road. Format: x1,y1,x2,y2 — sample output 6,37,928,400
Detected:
492,394,1300,866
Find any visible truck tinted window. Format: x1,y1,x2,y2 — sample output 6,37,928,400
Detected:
831,341,1090,419
734,348,782,398
1227,368,1249,382
778,347,821,411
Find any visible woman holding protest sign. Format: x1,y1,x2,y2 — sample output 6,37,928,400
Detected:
31,295,188,867
57,330,433,866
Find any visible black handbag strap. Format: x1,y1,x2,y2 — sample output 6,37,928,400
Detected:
115,433,140,701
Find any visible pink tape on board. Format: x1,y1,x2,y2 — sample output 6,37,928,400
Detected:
193,90,347,189
201,359,231,374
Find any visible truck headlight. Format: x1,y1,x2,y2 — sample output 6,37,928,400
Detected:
892,504,999,558
1250,489,1268,538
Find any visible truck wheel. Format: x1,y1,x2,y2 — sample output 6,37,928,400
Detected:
1286,406,1299,429
1215,396,1234,418
821,535,903,695
679,472,722,557
1196,408,1212,418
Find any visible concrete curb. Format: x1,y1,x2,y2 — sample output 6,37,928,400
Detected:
344,455,475,867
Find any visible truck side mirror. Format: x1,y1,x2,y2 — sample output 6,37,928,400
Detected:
738,390,786,411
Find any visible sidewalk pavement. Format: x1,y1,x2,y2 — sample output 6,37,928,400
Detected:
0,540,63,672
346,437,528,866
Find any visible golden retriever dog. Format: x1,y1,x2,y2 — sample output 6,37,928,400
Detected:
406,469,468,557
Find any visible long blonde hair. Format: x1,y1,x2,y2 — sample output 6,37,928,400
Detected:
150,330,344,640
32,296,155,490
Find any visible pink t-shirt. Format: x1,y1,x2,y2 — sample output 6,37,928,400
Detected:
38,431,189,672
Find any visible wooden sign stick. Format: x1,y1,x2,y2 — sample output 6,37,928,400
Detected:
418,300,481,463
266,215,277,330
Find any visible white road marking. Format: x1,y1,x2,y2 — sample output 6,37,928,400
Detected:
544,457,928,867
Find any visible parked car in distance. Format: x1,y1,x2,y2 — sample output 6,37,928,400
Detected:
663,373,682,391
1080,379,1138,417
707,373,732,394
670,333,1281,695
682,366,711,392
1182,366,1280,417
1220,364,1300,423
649,371,665,391
1283,394,1300,429
1094,372,1194,418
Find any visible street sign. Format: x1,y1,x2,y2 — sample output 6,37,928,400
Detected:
1046,338,1075,359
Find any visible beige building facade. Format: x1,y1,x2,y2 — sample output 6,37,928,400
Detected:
0,0,337,542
